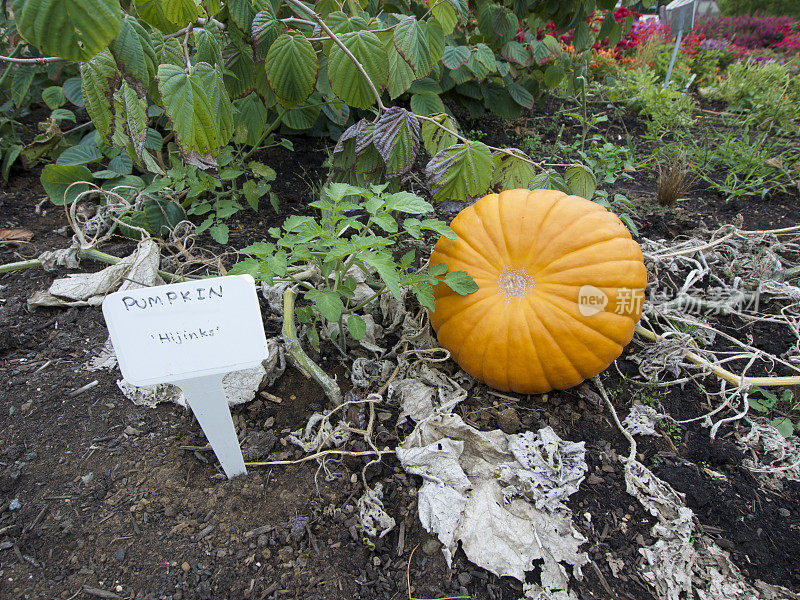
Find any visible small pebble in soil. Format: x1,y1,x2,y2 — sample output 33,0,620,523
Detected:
114,548,125,562
181,562,191,572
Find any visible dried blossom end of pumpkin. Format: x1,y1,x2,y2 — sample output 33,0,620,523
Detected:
498,267,535,299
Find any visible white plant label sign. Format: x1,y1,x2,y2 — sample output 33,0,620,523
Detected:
102,275,269,478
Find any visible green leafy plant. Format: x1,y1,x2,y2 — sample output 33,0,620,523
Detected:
230,182,478,352
702,60,800,134
749,387,800,438
609,68,696,139
692,125,794,201
3,0,646,227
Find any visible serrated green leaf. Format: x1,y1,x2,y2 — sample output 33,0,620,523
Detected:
42,86,66,110
442,45,470,69
110,14,157,87
250,161,277,180
282,95,322,130
233,93,268,146
224,44,256,99
385,34,415,100
425,141,493,202
362,251,401,299
444,270,478,295
209,222,230,244
314,292,344,322
544,64,565,88
393,18,444,79
12,0,122,62
56,145,103,166
346,314,366,340
135,0,179,33
420,113,459,156
501,41,532,67
565,164,596,199
143,195,186,235
265,34,318,108
419,218,456,238
410,92,445,116
41,164,94,205
573,21,591,51
491,149,537,189
508,82,534,109
383,191,433,214
413,283,436,311
2,145,23,182
11,66,35,108
112,81,149,159
429,262,448,276
373,107,420,176
328,31,388,110
50,109,77,123
195,28,223,65
109,153,133,174
62,77,84,107
252,9,280,60
158,63,234,156
81,50,119,145
430,0,459,35
145,128,163,151
162,0,200,27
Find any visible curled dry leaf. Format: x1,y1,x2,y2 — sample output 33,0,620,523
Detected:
0,228,34,244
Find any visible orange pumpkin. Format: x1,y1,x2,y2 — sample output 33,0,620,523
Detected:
429,189,647,394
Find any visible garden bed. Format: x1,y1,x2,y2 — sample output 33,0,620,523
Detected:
2,95,799,600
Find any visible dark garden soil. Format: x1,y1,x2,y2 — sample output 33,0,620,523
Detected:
1,103,800,600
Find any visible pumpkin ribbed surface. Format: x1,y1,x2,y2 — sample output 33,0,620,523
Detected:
429,188,647,394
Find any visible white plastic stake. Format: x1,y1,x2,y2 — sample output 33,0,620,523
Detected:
174,374,246,478
102,275,268,479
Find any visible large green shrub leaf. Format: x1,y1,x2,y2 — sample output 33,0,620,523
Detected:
426,142,493,202
491,149,537,189
224,45,256,99
112,81,149,159
143,195,186,235
162,0,200,28
110,14,157,87
134,0,179,33
383,33,415,100
265,34,318,108
158,63,234,156
252,9,280,60
565,165,596,199
56,144,103,166
62,77,84,106
80,50,120,145
373,107,420,175
393,17,444,79
233,93,268,146
41,165,94,205
282,95,322,130
328,31,388,110
12,0,121,62
442,45,470,69
501,41,532,67
420,113,459,156
410,92,445,116
11,67,35,108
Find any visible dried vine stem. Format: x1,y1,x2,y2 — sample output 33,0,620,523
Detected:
635,325,800,387
282,287,344,406
245,448,393,467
